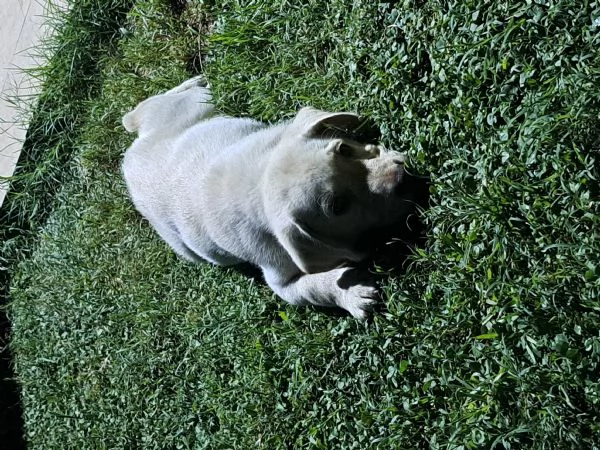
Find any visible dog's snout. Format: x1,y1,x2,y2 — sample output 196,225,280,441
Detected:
366,157,405,196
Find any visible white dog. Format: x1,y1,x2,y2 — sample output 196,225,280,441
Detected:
122,77,408,319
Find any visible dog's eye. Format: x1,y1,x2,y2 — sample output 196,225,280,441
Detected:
328,194,351,216
337,143,354,157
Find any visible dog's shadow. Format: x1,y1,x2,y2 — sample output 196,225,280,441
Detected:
356,172,430,273
333,172,430,318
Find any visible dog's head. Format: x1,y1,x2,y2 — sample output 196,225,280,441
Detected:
263,107,410,274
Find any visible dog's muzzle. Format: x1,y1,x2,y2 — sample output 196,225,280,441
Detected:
367,158,404,196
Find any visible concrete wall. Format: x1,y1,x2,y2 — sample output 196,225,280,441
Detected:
0,0,66,207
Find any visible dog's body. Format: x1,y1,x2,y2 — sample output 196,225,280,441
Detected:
122,77,408,318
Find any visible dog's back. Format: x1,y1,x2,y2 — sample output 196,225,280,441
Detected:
121,78,276,264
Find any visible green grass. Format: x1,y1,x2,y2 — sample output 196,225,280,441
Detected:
1,0,599,448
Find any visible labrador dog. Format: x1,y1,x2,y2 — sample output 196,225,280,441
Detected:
122,77,408,319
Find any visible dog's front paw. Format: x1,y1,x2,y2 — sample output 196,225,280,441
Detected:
338,282,379,320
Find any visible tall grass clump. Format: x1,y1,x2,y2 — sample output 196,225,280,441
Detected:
0,0,134,259
4,0,600,448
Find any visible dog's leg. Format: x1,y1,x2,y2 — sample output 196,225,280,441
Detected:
122,77,214,136
144,219,204,262
263,267,378,320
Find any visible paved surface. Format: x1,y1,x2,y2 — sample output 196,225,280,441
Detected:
0,0,65,207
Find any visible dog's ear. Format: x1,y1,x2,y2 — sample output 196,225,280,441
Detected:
277,220,365,274
295,107,363,137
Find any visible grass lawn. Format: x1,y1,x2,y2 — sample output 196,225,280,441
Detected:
1,0,599,448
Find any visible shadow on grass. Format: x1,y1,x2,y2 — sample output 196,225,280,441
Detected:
0,271,26,450
357,172,431,272
332,172,431,318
